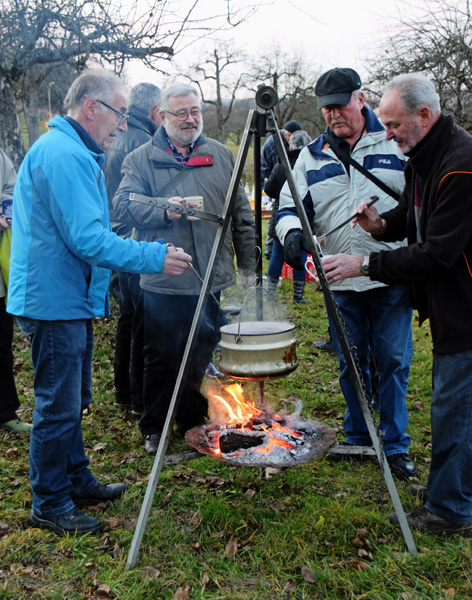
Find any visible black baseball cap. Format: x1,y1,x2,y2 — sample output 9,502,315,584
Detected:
315,68,362,109
283,120,302,133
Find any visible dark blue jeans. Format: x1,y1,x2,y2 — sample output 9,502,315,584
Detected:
426,349,472,523
17,317,97,517
140,290,221,436
328,285,413,455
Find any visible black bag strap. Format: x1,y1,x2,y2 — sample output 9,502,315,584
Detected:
324,133,400,201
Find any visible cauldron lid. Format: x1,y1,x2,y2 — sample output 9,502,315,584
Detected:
220,321,295,336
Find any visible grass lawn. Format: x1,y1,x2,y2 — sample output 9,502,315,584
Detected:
1,270,471,599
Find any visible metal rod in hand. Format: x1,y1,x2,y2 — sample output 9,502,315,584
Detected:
318,195,379,241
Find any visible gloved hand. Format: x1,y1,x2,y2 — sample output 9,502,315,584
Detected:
283,230,308,270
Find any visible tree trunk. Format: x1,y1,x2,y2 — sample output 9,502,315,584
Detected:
0,77,24,169
25,88,41,146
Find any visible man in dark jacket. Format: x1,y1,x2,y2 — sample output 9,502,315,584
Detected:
103,83,161,418
113,82,255,454
324,73,472,536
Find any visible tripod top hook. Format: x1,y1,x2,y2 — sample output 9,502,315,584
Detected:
255,85,278,111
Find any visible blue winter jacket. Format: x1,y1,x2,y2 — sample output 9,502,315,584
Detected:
7,115,167,320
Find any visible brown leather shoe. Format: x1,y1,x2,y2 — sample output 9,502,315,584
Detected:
389,507,472,536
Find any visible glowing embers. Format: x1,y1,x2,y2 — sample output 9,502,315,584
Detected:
185,384,336,467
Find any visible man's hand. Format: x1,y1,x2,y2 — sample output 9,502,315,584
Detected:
0,215,11,231
162,245,192,275
166,196,186,222
351,201,386,235
322,254,364,284
283,230,308,271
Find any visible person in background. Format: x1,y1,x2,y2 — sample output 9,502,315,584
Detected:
264,130,311,304
325,73,472,535
113,82,255,455
7,70,191,536
103,82,162,418
261,120,302,260
276,67,416,481
0,148,32,434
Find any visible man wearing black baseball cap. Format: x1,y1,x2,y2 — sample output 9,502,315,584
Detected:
276,67,417,481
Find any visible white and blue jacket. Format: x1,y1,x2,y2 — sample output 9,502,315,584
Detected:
7,115,167,320
276,107,407,292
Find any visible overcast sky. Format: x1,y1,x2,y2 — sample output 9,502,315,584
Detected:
126,0,420,89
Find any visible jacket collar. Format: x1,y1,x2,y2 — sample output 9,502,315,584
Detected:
49,115,105,166
127,109,158,137
150,126,213,168
405,113,450,180
309,105,385,160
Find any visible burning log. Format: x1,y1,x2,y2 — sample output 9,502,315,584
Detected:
185,383,336,467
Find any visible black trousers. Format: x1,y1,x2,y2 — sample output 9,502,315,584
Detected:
0,300,20,423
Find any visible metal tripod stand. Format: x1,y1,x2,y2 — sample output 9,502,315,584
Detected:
126,87,417,569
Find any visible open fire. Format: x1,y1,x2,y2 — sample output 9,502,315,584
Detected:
185,383,336,467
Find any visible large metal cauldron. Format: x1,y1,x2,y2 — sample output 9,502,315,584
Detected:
219,321,298,381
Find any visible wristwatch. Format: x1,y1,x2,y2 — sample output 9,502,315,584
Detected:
360,255,370,276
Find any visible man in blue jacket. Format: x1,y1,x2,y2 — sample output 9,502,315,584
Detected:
7,70,191,536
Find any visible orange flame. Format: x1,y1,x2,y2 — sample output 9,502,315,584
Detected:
207,383,303,457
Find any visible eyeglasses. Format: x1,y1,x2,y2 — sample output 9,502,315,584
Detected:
95,99,129,125
166,108,202,121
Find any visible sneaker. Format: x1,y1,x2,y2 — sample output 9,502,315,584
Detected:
326,442,374,463
71,482,127,507
0,418,33,433
313,339,335,353
206,363,226,379
29,507,103,536
386,453,417,480
389,506,472,536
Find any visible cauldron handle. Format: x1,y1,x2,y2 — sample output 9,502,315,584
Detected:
235,286,277,343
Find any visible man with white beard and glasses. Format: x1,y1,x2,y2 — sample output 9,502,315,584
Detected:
113,82,255,454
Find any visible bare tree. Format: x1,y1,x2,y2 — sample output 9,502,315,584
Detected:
182,41,248,143
0,0,256,165
245,42,325,139
367,0,472,128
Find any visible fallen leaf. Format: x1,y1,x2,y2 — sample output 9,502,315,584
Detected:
349,559,370,571
6,447,18,458
162,490,174,507
269,499,287,512
112,543,121,559
201,571,210,587
414,401,425,410
192,541,201,552
92,443,107,452
224,535,238,560
442,589,456,597
95,582,112,597
173,583,190,599
143,566,161,579
245,488,256,498
357,548,373,560
301,565,316,583
242,529,257,546
107,517,123,529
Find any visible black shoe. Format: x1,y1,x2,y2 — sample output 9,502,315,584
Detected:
144,433,162,454
313,339,335,353
29,507,103,536
387,453,417,481
71,482,127,507
113,400,131,410
389,507,472,536
293,297,308,305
